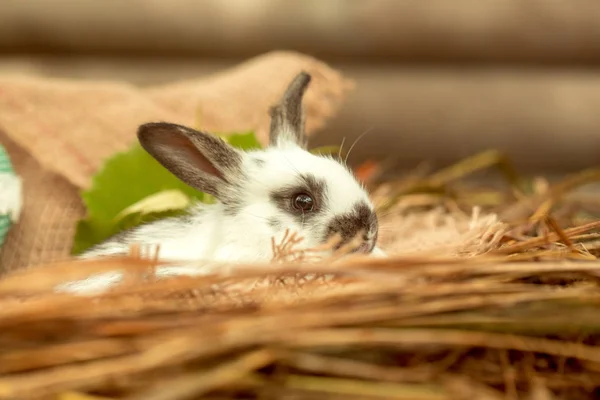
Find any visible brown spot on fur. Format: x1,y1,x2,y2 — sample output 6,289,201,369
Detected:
222,193,244,216
324,202,378,253
270,173,326,225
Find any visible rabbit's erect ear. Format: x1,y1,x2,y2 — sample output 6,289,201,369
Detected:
138,122,244,200
269,71,311,149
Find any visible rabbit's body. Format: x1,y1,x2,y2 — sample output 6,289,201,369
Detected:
82,144,380,263
56,72,386,295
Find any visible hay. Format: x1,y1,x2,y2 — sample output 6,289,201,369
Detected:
1,158,600,399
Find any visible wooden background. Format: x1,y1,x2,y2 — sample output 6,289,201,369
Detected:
1,0,600,173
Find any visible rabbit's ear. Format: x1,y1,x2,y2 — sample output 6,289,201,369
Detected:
269,71,311,149
138,122,244,200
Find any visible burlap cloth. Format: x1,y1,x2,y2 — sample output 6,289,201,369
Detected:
0,50,507,275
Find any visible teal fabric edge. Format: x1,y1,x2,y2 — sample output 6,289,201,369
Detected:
0,143,17,248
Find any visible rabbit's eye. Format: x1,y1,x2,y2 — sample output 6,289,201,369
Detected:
292,193,314,212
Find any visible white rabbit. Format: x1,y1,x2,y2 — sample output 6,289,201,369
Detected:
55,72,387,295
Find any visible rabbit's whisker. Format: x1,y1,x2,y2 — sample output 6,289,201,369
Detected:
338,137,346,160
344,126,374,165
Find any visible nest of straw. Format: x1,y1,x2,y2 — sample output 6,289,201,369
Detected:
1,153,600,400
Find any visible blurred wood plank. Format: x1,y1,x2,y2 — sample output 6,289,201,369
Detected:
2,0,600,65
318,66,600,173
1,55,599,173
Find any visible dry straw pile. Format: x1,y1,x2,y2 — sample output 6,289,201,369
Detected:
1,155,600,400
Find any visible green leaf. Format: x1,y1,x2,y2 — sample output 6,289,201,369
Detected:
71,219,109,255
114,189,191,223
72,131,262,255
224,131,263,151
81,144,205,221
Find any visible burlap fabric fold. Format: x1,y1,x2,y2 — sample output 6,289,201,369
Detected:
0,51,352,274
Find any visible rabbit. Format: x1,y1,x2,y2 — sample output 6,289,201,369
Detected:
55,72,387,295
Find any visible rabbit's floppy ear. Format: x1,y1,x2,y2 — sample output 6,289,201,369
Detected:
138,122,244,200
269,71,311,149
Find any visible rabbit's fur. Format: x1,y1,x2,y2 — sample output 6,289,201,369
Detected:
56,72,386,294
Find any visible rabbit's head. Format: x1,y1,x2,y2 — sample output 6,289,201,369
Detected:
139,72,379,254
